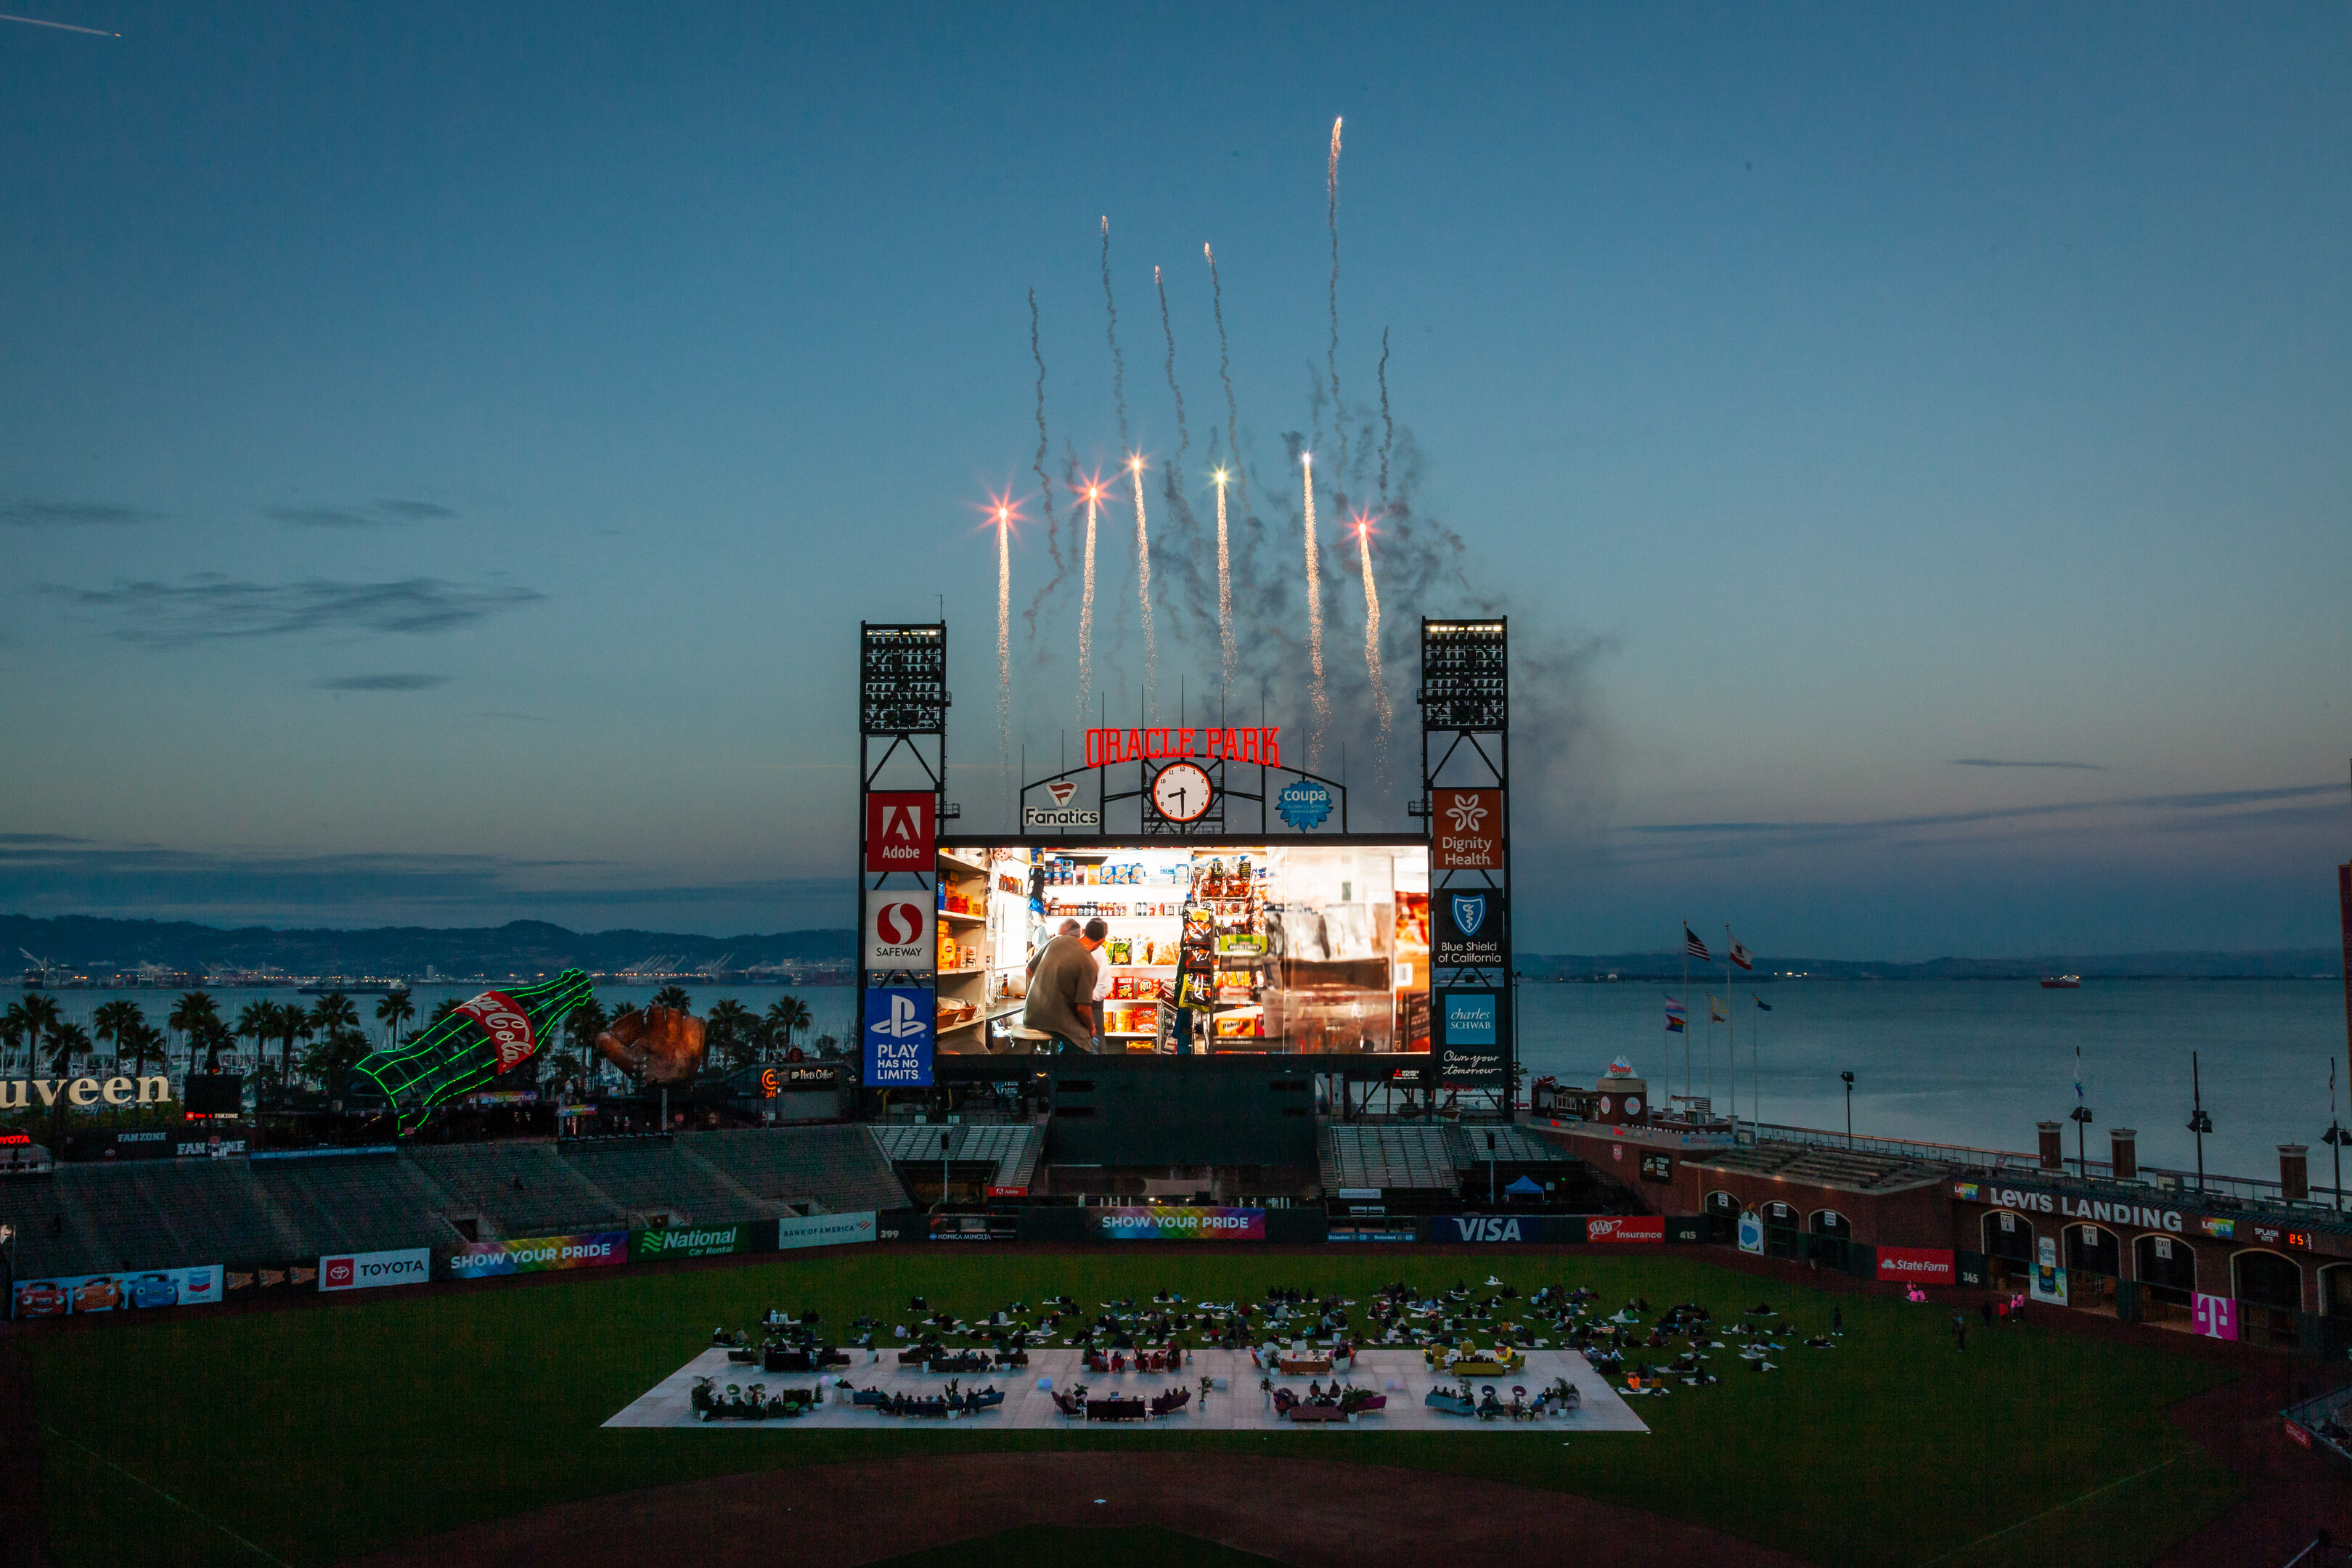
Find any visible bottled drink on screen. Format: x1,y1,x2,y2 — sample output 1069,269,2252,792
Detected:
354,968,595,1132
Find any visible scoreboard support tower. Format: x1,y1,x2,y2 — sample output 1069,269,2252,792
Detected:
857,623,952,1100
1416,618,1515,1118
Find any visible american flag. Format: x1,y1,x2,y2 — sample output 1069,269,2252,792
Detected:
1683,926,1710,962
1728,936,1754,971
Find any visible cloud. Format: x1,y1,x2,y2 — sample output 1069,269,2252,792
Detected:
1951,758,2106,771
1617,781,2346,863
266,499,457,528
2,499,156,527
314,673,451,692
475,710,552,723
0,836,848,933
0,833,91,846
46,575,544,646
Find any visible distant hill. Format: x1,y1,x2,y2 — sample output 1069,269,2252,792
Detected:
0,914,852,979
1520,950,2345,981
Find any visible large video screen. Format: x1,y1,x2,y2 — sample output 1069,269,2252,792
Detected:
936,842,1429,1055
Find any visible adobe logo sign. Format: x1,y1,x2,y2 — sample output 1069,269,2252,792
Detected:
863,892,935,973
865,791,936,873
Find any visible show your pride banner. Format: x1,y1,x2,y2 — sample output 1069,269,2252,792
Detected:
448,1230,627,1278
1093,1206,1265,1241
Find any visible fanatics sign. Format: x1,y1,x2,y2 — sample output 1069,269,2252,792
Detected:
865,792,936,873
1432,789,1503,869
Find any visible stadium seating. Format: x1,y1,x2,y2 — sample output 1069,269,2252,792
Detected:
253,1156,459,1255
681,1126,910,1214
1323,1124,1459,1193
406,1142,622,1236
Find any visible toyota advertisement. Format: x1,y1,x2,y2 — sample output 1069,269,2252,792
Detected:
319,1247,430,1292
13,1265,223,1319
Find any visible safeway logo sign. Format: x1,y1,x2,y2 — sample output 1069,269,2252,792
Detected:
864,791,936,872
863,892,934,971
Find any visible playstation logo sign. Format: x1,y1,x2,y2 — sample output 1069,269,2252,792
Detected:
863,987,934,1086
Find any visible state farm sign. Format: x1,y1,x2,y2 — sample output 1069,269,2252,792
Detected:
1432,789,1503,870
1875,1246,1954,1285
865,792,935,873
863,891,935,972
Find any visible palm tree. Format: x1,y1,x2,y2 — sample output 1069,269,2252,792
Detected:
274,1002,313,1078
92,1000,144,1069
2,1000,42,1074
706,998,756,1071
46,1020,91,1145
765,994,812,1060
12,994,62,1075
428,997,465,1028
167,991,221,1074
375,989,416,1046
195,1016,235,1073
651,985,692,1014
234,1001,275,1069
123,1020,165,1080
0,1012,22,1077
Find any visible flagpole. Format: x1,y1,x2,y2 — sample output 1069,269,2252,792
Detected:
1722,923,1733,1130
1681,921,1691,1124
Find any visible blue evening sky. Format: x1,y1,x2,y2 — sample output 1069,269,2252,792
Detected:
2,2,2347,956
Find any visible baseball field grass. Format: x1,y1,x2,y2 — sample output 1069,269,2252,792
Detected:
24,1249,2239,1568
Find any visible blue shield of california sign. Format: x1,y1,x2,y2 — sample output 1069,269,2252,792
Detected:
1434,890,1507,967
862,987,934,1087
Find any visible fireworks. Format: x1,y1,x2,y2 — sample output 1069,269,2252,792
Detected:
1074,473,1106,723
1129,452,1156,717
1206,242,1242,519
1101,217,1128,452
1326,118,1345,481
989,494,1018,802
1302,452,1328,766
1354,512,1392,754
1214,467,1235,705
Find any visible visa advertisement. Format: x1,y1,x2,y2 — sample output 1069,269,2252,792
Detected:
13,1265,223,1319
447,1230,626,1279
1092,1206,1266,1241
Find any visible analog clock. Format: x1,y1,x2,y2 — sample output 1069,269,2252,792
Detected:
1150,761,1214,824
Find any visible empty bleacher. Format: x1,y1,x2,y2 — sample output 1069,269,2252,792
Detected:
1684,1139,1941,1193
252,1156,456,1256
1323,1124,1460,1193
682,1127,910,1214
404,1141,626,1236
558,1140,767,1223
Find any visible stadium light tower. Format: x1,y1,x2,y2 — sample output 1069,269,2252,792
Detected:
2186,1053,2213,1193
1840,1071,1855,1148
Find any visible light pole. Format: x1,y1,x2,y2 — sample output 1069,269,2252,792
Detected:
940,1128,952,1210
1485,1130,1497,1206
2328,1063,2345,1212
1840,1071,1854,1148
2186,1052,2213,1193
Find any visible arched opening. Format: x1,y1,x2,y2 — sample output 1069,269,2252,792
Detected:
2233,1250,2304,1349
2132,1232,2196,1326
1759,1199,1800,1261
2064,1222,2121,1312
1803,1208,1853,1269
2321,1262,2352,1322
1703,1190,1739,1217
1808,1209,1847,1235
1982,1209,2035,1294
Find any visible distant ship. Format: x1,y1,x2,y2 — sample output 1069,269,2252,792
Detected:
2041,975,2082,989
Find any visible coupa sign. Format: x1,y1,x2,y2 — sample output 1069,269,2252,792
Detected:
0,1075,171,1110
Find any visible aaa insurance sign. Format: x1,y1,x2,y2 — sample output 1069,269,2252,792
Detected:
863,891,935,971
865,791,935,873
1432,789,1503,869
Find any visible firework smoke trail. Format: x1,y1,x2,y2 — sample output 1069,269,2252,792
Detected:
1302,453,1329,766
1206,243,1244,517
1214,468,1235,705
1129,454,1157,717
1101,217,1129,451
1029,290,1060,571
1355,514,1392,761
1377,327,1394,502
1077,479,1101,723
1156,266,1189,462
1326,118,1346,481
995,502,1013,805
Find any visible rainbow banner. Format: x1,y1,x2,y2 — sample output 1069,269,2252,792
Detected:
1090,1206,1265,1241
447,1230,626,1278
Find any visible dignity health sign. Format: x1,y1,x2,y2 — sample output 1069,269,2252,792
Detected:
1093,1206,1265,1241
447,1230,626,1278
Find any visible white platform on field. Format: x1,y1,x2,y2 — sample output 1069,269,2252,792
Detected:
604,1347,1649,1434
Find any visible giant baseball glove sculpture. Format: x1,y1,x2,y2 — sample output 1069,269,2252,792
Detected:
595,1006,707,1083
